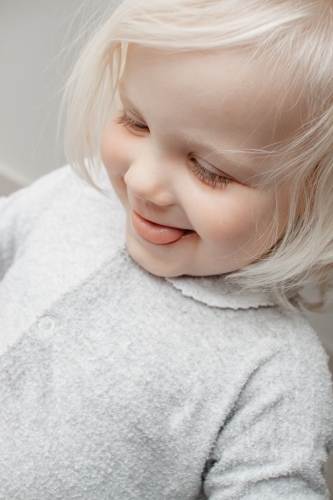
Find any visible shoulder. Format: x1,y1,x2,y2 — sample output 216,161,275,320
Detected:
1,162,115,216
0,162,124,243
0,165,79,240
164,274,330,379
1,164,75,209
161,275,332,409
190,298,333,414
233,305,331,381
235,306,333,433
253,305,329,367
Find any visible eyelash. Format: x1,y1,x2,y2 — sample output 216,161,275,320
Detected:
188,158,231,189
115,110,149,131
115,110,231,189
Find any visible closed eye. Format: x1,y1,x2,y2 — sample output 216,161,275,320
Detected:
189,157,232,189
115,110,149,132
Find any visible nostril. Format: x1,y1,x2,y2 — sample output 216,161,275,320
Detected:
125,176,175,207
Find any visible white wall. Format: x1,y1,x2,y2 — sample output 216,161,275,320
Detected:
0,0,84,186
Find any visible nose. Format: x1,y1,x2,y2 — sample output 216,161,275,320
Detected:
124,149,175,207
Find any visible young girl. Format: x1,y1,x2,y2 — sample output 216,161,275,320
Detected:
1,0,333,498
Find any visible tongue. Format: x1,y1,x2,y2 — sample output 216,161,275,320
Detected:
132,211,187,244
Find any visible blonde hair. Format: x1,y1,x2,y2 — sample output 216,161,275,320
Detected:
64,0,333,311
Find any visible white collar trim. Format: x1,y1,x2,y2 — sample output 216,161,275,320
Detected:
166,275,275,310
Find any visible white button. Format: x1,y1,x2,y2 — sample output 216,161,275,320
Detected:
38,316,55,332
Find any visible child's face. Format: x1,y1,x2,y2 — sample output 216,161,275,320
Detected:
101,45,302,277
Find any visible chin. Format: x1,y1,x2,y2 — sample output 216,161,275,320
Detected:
125,239,185,278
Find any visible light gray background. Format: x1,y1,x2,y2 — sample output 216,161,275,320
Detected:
1,0,333,494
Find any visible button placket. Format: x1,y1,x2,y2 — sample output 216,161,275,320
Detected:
38,316,55,332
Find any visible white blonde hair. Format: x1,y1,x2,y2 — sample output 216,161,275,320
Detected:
63,0,333,311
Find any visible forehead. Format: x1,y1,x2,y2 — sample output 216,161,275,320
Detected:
120,45,304,166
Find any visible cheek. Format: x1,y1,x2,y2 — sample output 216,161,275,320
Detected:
189,188,275,247
100,123,130,177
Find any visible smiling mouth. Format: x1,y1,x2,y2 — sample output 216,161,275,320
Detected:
131,210,195,245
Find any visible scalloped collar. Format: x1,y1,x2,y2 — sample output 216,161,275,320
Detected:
165,275,275,310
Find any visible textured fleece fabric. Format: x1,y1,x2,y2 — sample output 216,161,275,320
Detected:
0,165,332,500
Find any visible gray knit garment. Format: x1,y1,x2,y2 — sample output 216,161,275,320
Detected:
0,165,332,499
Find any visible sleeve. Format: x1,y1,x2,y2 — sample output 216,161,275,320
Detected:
0,166,72,281
203,341,333,500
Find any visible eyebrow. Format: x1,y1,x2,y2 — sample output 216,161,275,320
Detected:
117,82,258,178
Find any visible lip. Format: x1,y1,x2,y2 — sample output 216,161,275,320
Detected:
131,210,195,245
